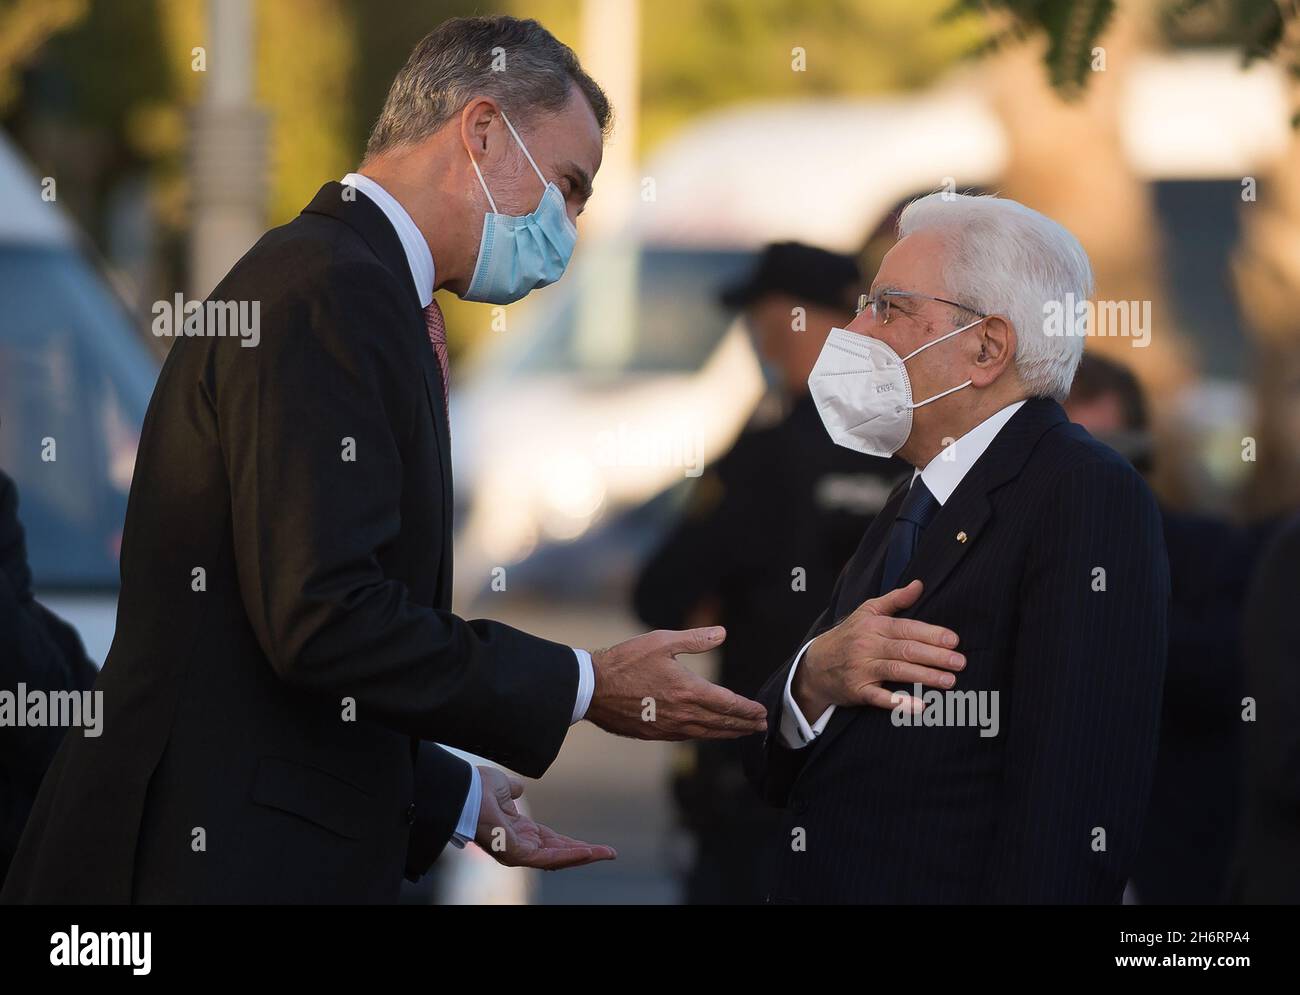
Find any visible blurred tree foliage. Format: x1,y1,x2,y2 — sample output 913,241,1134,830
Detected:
4,0,179,235
0,0,496,287
954,0,1299,109
631,0,983,152
4,0,1295,308
0,0,86,112
257,0,354,225
1,0,979,241
518,0,982,152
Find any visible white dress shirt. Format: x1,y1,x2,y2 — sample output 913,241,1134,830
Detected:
340,173,596,844
778,399,1026,749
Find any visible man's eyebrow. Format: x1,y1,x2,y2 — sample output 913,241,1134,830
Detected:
561,162,593,199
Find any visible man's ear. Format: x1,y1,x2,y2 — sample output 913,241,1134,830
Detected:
970,315,1016,388
459,97,500,158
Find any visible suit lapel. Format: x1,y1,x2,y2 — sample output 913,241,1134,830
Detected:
796,398,1069,775
900,398,1068,613
896,490,993,614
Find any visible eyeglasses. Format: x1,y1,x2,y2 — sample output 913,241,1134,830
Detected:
855,290,986,326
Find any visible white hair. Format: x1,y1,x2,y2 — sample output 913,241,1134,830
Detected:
896,192,1094,402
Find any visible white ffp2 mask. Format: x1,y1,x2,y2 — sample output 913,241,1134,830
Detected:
807,316,986,457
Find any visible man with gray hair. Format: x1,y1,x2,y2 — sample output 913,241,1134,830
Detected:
3,16,765,904
746,193,1169,903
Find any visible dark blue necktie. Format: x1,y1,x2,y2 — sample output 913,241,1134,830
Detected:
879,477,939,595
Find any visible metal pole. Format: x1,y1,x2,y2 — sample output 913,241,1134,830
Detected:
188,0,268,300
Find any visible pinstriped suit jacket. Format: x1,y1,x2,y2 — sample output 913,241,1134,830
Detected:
746,398,1170,903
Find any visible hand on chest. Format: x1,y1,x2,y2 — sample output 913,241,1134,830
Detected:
836,506,1023,662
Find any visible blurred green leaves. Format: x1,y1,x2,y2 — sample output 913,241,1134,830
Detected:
5,0,1297,311
0,0,86,113
636,0,982,152
946,0,1116,98
952,0,1296,102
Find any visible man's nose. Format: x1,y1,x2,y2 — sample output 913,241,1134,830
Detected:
845,310,875,336
845,310,904,353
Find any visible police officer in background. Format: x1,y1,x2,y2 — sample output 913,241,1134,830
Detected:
633,242,907,904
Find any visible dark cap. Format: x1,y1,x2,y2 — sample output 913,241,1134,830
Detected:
720,241,862,312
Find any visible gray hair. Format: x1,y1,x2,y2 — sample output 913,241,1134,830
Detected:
365,16,611,160
897,193,1094,402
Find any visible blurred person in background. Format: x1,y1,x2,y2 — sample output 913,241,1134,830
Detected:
0,469,97,886
1065,353,1259,904
2,15,767,906
1231,512,1300,903
634,242,906,903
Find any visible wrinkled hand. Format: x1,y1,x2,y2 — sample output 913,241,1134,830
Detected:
474,766,616,870
793,580,965,718
585,627,768,741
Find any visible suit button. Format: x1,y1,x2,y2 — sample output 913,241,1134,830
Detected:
406,803,417,825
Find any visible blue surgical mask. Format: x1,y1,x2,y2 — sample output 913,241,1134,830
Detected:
464,110,577,305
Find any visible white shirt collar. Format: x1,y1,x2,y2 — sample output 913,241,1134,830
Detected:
340,172,434,308
911,400,1026,505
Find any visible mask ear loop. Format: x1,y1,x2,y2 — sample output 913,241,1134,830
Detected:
468,151,499,214
908,380,972,410
499,109,548,189
898,314,985,411
900,314,986,363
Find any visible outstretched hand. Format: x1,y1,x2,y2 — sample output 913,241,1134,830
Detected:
474,766,617,870
584,627,768,741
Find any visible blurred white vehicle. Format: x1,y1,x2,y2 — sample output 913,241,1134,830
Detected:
450,243,762,590
451,51,1287,598
0,131,155,663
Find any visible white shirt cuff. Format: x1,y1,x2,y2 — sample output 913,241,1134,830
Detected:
779,638,837,749
449,762,481,849
571,648,594,724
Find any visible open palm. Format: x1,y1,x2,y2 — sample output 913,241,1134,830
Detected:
474,766,617,870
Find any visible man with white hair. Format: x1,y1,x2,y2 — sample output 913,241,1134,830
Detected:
745,193,1169,903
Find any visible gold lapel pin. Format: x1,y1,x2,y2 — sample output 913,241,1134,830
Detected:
956,531,968,544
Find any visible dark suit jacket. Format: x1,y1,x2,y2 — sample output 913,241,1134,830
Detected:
1232,513,1300,903
0,470,98,886
2,183,578,904
745,398,1169,903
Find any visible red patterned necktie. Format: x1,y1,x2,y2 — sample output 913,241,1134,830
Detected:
423,298,450,423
